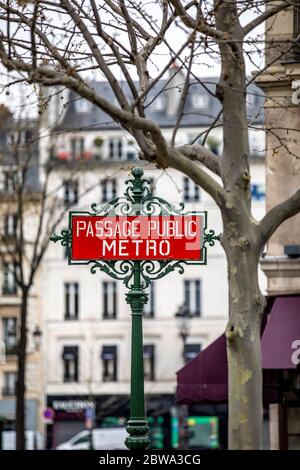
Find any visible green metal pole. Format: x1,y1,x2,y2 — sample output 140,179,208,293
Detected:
125,168,150,450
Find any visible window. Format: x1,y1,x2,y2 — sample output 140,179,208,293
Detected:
75,99,91,113
184,280,201,316
101,179,117,202
63,180,79,206
71,137,85,159
184,344,201,364
143,284,155,318
246,92,256,108
63,346,79,382
3,171,17,193
144,345,155,381
2,262,17,295
3,372,17,396
102,345,117,381
64,283,79,320
4,214,17,237
103,282,117,319
183,177,200,202
108,138,123,160
192,94,209,110
2,318,18,355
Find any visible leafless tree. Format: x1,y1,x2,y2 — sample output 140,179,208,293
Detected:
0,0,299,450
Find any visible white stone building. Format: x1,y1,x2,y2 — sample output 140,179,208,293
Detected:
41,75,266,448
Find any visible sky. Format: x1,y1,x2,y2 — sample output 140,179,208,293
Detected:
0,2,264,116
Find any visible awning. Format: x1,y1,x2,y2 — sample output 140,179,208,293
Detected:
262,296,300,369
176,295,300,405
62,346,78,360
177,335,228,404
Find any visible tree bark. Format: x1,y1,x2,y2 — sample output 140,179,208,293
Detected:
222,229,266,449
16,291,28,450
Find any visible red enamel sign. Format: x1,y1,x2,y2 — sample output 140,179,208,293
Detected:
71,215,204,261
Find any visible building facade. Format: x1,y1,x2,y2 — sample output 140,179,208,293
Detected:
256,2,300,451
0,115,44,444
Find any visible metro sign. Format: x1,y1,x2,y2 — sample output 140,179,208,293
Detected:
70,213,206,262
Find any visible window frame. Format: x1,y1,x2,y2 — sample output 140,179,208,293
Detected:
64,282,79,320
102,345,117,382
184,279,201,317
103,281,117,319
63,346,79,382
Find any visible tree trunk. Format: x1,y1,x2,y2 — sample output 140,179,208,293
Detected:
16,291,28,450
224,239,266,449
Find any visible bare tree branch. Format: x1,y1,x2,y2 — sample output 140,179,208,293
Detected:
175,143,221,176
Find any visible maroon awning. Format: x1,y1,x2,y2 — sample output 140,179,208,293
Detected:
176,295,300,405
262,296,300,369
177,335,228,404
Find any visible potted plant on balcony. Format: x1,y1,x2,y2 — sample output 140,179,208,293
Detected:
94,136,104,147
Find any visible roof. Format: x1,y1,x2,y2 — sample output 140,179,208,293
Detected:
55,77,264,132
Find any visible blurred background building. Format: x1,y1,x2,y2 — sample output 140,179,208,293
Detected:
40,72,266,449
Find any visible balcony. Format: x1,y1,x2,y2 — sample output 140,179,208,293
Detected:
51,150,102,162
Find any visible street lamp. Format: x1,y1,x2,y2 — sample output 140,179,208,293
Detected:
175,303,190,449
32,325,42,352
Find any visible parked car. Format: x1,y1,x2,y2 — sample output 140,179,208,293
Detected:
2,430,44,450
55,427,127,450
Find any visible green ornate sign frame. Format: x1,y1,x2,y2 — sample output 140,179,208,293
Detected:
50,167,220,450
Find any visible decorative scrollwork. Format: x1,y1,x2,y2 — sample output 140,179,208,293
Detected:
203,229,222,247
141,196,185,216
140,260,185,288
49,228,72,247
